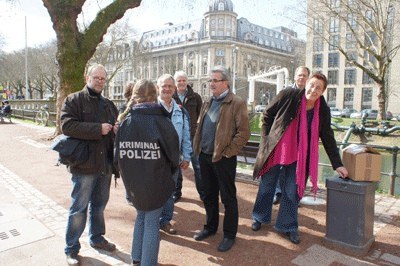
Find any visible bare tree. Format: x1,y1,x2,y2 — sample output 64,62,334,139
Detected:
42,0,142,134
290,0,400,120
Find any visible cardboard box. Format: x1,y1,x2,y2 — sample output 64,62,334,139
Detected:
342,144,381,182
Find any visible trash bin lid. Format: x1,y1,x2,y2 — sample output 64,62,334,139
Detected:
325,176,377,194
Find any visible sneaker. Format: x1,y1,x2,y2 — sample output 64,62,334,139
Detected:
90,240,116,252
132,261,140,266
66,253,79,266
160,223,177,235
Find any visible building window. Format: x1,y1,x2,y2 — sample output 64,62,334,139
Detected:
346,33,356,49
362,87,373,109
329,17,340,33
313,19,323,34
188,62,195,76
344,88,354,108
202,61,208,75
327,88,337,107
346,51,357,66
328,70,339,85
362,71,374,84
347,14,357,31
313,54,323,68
344,69,356,85
313,37,323,52
329,35,339,50
328,52,339,68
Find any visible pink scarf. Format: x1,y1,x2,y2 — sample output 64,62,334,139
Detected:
296,95,320,198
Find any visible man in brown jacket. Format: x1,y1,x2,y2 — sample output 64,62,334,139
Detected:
192,66,250,252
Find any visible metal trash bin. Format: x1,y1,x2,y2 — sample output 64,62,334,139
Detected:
324,176,377,255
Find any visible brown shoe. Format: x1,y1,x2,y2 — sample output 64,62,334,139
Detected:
90,240,116,252
160,223,177,235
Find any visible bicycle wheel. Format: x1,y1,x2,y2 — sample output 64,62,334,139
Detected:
35,111,43,125
42,111,49,126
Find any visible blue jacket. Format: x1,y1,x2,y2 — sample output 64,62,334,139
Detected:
164,99,193,163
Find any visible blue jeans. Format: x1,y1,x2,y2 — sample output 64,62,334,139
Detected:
64,172,112,255
175,153,204,200
132,207,163,266
160,171,178,226
252,162,299,233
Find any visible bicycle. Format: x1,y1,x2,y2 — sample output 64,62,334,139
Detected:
35,105,50,126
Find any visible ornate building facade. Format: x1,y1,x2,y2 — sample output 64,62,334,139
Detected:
107,0,305,105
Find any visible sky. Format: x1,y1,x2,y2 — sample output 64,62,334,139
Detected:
0,0,305,53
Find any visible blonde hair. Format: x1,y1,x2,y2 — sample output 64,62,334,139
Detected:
117,79,157,123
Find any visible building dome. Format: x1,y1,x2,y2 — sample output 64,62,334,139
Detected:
208,0,234,12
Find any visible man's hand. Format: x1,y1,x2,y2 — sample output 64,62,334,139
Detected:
113,123,119,135
181,160,189,170
101,123,113,135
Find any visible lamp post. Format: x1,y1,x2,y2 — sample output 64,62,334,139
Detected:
24,16,30,99
232,45,239,94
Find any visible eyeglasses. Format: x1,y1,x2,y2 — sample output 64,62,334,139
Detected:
207,79,226,83
92,76,106,82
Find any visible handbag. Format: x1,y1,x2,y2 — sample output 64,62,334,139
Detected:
51,134,89,165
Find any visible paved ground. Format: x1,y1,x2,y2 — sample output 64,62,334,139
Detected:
0,120,399,266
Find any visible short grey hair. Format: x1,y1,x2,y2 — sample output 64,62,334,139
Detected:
174,71,188,81
86,63,107,77
157,74,175,86
295,66,310,76
211,66,231,86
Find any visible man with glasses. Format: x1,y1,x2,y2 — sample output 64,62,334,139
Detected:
61,64,119,266
192,66,250,252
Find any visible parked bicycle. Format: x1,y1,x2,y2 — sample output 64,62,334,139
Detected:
35,105,50,126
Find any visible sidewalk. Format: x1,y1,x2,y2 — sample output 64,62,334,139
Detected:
0,121,399,265
1,162,400,265
0,163,131,266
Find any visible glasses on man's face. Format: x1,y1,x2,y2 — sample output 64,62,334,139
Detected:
207,79,226,83
92,76,106,82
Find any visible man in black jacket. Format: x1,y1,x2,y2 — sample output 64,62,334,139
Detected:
172,71,204,201
61,64,119,266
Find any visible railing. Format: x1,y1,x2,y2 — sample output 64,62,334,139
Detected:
238,134,399,196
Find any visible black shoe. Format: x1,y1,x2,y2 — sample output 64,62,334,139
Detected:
90,240,116,252
217,237,235,252
194,229,215,241
286,231,300,244
66,253,79,266
251,221,261,231
273,193,281,205
132,261,140,266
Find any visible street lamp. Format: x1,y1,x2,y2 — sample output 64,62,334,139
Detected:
232,45,239,94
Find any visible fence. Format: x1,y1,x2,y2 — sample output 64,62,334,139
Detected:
238,134,399,196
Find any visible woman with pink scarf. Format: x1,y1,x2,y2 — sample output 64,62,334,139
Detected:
251,73,348,244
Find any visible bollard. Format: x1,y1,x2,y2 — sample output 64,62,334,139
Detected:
324,176,377,255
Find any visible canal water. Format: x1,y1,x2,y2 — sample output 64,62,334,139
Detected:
318,147,400,196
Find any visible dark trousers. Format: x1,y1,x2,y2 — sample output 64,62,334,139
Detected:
199,152,238,239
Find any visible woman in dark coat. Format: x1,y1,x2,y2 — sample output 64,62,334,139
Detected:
115,79,179,266
251,73,348,244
